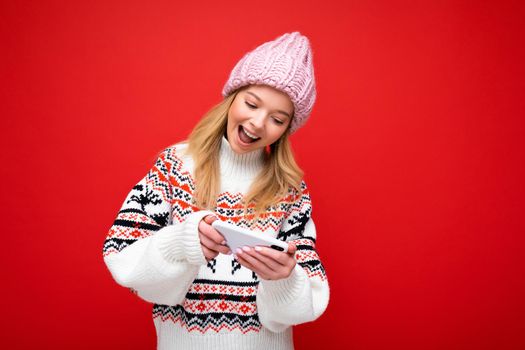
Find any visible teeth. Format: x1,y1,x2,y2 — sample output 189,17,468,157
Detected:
242,127,259,140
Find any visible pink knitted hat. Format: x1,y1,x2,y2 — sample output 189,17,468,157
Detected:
222,32,316,134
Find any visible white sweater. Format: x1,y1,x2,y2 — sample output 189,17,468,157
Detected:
103,136,329,350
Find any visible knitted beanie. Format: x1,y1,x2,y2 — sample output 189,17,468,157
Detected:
222,32,316,134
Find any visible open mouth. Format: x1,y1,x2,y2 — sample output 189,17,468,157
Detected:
238,125,260,144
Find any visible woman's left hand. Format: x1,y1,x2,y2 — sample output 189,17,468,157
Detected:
233,242,297,280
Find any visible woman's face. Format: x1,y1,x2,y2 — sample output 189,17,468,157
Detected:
226,84,294,154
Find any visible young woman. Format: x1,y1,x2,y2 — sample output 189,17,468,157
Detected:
103,31,329,350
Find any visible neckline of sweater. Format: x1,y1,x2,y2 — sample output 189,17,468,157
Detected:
219,135,265,180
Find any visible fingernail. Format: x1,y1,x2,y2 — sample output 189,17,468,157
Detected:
242,246,251,252
236,248,243,255
221,240,226,245
233,254,237,260
254,246,262,252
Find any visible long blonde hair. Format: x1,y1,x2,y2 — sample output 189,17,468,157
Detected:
183,86,304,224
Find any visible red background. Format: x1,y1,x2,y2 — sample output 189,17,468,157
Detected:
2,1,525,349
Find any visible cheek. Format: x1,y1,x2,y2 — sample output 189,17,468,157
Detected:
268,127,285,141
228,104,245,123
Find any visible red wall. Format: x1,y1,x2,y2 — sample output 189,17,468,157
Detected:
2,1,525,349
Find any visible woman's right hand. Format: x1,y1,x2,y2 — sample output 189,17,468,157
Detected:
198,215,231,261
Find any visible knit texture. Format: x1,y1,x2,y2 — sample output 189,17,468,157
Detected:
103,136,329,350
222,32,316,134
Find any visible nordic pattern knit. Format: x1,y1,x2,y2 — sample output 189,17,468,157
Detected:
102,136,329,350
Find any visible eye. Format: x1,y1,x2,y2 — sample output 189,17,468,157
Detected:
273,117,284,125
245,101,257,109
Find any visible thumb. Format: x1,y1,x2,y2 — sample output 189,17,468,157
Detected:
287,242,297,255
203,214,218,225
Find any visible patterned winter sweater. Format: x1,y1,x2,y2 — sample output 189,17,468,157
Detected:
102,136,329,350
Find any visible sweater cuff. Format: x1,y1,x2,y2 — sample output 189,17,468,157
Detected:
259,264,307,305
155,210,216,266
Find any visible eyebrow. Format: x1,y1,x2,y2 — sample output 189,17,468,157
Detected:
245,91,291,119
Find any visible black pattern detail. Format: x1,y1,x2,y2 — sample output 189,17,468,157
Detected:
295,244,315,251
151,212,170,226
207,258,217,273
252,271,258,281
173,187,193,202
298,260,326,276
192,279,259,287
103,237,136,254
185,293,256,302
277,206,311,241
231,259,241,275
127,188,163,211
152,304,261,331
112,219,159,231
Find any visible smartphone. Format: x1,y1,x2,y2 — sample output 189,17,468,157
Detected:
211,220,289,253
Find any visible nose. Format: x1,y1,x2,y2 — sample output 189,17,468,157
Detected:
249,112,265,131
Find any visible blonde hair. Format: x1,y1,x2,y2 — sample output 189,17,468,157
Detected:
182,86,304,224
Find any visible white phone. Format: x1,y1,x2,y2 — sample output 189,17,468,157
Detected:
211,220,288,253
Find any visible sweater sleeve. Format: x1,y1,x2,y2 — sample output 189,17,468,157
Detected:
256,181,330,333
102,147,213,306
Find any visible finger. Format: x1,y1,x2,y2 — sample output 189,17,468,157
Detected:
201,244,218,261
234,255,272,280
254,246,291,265
217,244,232,255
235,247,275,276
203,214,218,225
253,246,296,276
246,247,296,280
287,242,297,255
246,247,282,272
199,232,231,255
199,220,227,245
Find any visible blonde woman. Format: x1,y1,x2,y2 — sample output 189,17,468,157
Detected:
103,32,329,350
